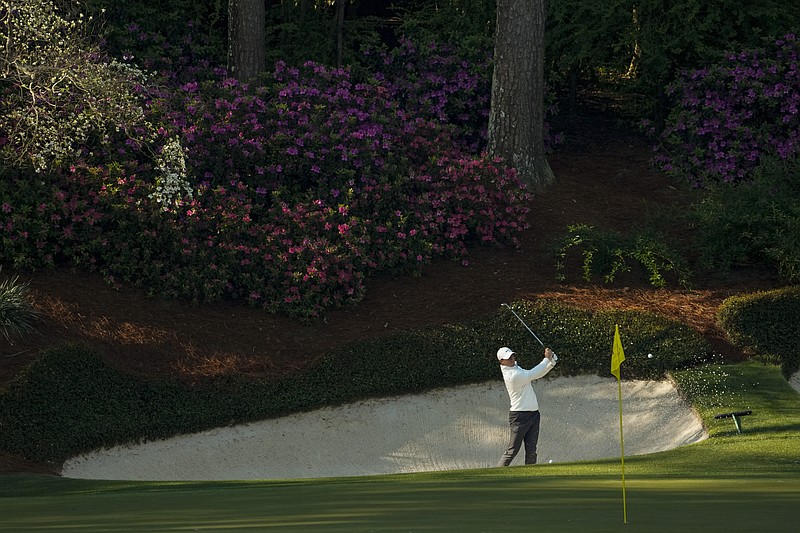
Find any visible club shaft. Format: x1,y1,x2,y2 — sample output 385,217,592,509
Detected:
502,304,545,346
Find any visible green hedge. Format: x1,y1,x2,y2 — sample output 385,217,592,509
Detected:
496,300,709,378
717,286,800,378
0,300,710,465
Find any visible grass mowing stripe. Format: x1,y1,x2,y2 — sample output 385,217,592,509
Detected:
2,476,798,532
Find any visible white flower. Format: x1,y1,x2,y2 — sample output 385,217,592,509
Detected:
150,137,193,211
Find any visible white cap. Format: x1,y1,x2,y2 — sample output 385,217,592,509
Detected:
497,347,515,361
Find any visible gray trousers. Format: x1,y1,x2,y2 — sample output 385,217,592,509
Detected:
498,410,541,466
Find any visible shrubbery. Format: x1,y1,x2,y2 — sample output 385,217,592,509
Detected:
496,300,709,379
652,33,800,187
0,1,155,172
554,223,691,288
692,156,800,281
643,34,800,285
717,286,800,378
0,15,534,318
364,37,492,152
0,300,709,464
550,34,799,289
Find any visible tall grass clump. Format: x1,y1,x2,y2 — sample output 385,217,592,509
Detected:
0,270,38,343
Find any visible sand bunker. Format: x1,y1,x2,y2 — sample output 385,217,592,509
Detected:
61,375,709,481
790,370,800,396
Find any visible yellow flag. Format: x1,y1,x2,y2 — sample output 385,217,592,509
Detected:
612,323,628,523
611,324,626,380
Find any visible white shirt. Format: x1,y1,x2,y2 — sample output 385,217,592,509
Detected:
500,357,557,411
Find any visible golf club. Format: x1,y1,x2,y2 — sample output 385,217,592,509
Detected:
501,303,558,361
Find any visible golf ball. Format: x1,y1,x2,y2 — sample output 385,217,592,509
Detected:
548,460,553,464
648,353,653,359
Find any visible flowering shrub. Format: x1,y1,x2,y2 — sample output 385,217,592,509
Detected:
151,137,193,210
159,60,454,200
110,21,221,86
366,37,492,151
651,34,800,186
364,37,562,154
0,1,154,172
23,154,528,318
0,165,110,270
409,157,531,251
1,19,534,318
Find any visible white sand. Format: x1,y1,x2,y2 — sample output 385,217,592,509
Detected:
790,370,800,395
61,375,709,481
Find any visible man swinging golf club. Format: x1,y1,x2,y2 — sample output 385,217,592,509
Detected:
497,303,558,466
496,345,557,466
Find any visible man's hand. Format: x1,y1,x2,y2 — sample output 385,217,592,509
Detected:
544,347,555,361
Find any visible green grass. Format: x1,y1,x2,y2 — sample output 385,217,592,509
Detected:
1,362,798,532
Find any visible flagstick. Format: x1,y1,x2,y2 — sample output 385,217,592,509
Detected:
617,377,628,524
611,324,628,524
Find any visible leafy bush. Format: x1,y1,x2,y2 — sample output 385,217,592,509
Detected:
364,37,493,152
1,41,532,318
498,300,709,379
0,301,709,464
163,59,457,196
395,0,495,53
554,223,691,288
0,8,535,319
0,343,311,464
0,164,111,271
0,0,155,172
84,0,227,67
717,286,800,378
652,33,800,186
692,156,800,281
546,1,800,123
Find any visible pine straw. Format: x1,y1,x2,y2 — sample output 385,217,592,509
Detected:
536,286,729,338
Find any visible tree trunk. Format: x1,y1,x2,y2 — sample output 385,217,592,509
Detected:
228,0,267,83
626,5,641,78
488,0,554,190
336,0,346,68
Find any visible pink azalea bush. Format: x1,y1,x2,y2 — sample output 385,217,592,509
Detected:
646,34,800,283
651,33,800,186
365,37,492,152
0,165,108,271
1,28,533,317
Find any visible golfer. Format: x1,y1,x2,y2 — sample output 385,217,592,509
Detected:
496,346,557,466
